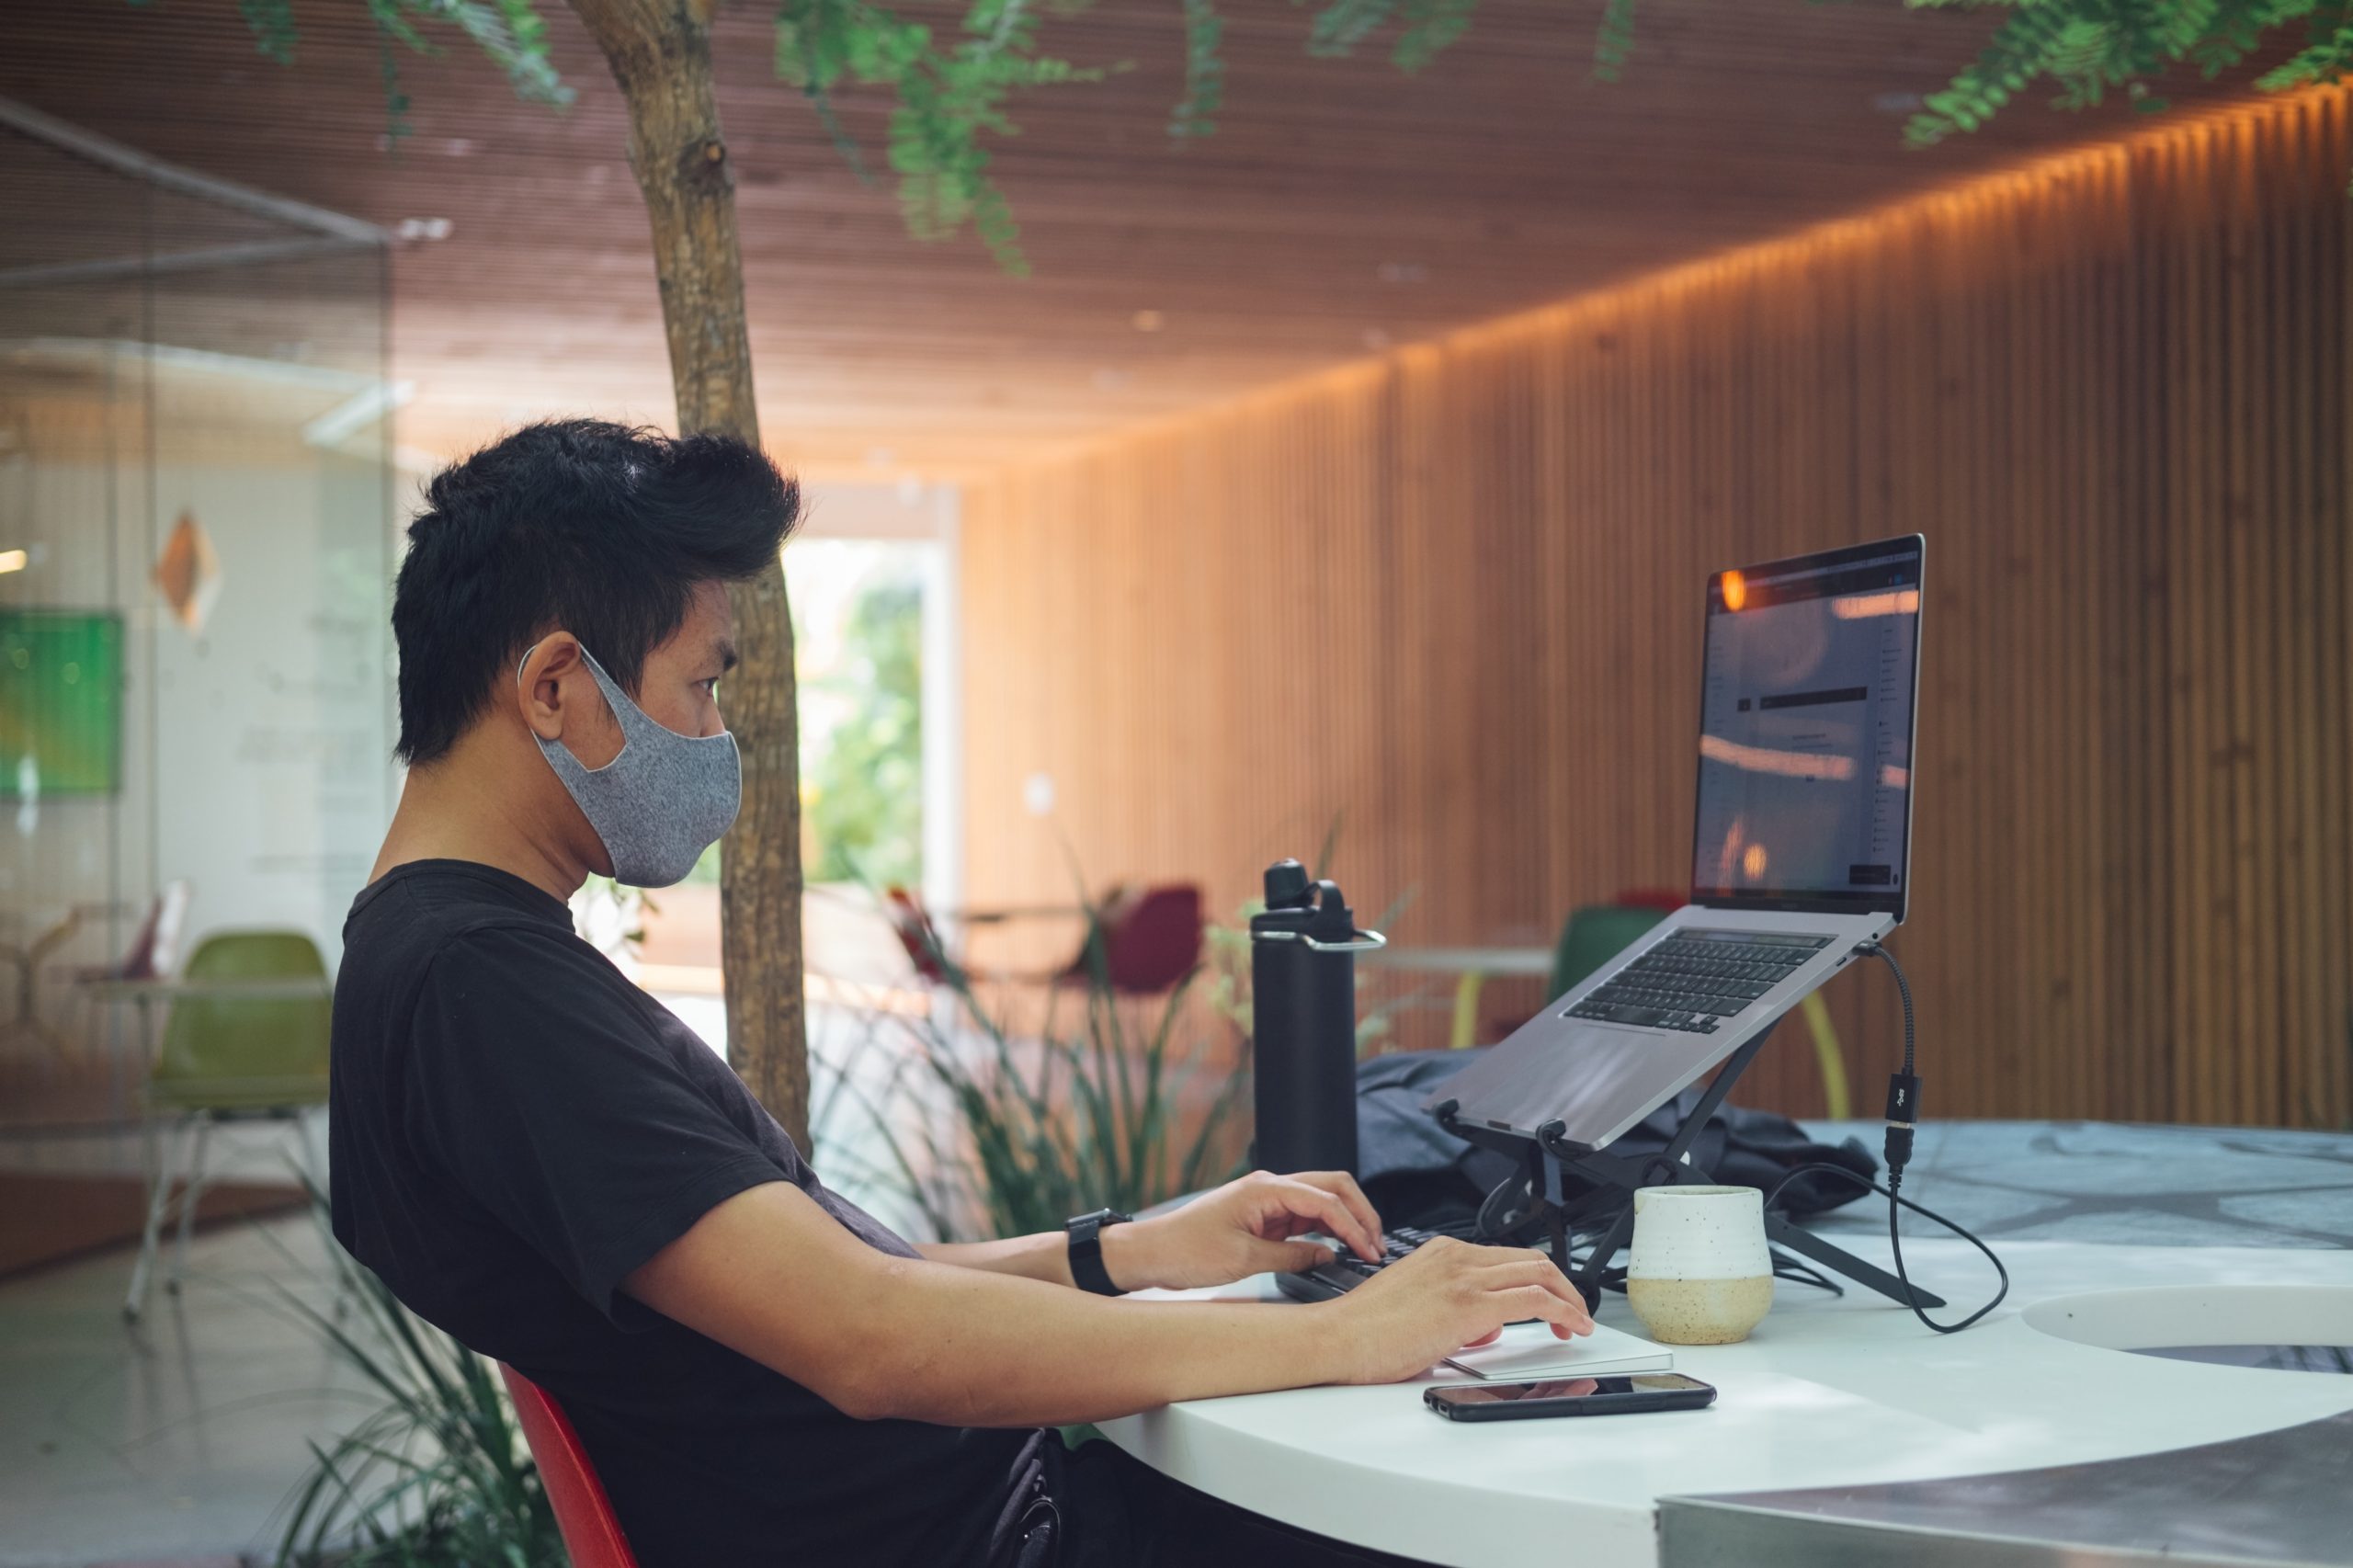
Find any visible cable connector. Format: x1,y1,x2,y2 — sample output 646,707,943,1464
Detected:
1883,1071,1920,1177
1824,938,2006,1334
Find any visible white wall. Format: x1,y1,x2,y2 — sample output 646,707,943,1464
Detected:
145,457,395,967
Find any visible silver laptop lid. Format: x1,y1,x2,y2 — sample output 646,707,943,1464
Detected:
1689,535,1924,925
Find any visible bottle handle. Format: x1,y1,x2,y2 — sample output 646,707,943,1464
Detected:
1255,926,1388,953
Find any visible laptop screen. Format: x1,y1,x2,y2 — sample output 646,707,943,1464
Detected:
1689,536,1923,918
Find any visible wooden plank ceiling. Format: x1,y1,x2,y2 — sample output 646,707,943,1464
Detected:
0,0,2272,475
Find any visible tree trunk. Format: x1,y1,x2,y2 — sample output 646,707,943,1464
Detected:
570,0,810,1150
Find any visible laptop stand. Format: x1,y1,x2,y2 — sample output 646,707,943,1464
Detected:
1429,1017,1944,1312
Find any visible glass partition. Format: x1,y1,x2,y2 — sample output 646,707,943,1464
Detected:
0,110,395,1132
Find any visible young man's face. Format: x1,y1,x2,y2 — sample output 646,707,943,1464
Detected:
554,581,739,768
638,581,739,740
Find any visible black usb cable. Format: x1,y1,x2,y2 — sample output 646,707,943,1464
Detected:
1763,938,2008,1334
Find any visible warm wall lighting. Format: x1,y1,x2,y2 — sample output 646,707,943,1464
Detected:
1131,310,1165,333
1721,569,1747,611
0,549,25,574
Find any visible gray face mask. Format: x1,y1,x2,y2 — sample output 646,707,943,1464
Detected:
524,645,741,889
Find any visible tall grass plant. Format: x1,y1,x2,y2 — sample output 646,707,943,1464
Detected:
842,935,1253,1242
270,1190,563,1567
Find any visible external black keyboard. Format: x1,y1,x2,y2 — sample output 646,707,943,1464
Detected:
1274,1224,1453,1303
1564,928,1834,1034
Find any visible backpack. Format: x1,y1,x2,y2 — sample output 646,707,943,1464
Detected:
1352,1049,1878,1239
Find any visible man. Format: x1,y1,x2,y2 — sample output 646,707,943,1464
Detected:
331,419,1590,1568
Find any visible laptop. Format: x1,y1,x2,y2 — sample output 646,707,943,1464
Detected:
1423,534,1925,1153
1275,537,1925,1302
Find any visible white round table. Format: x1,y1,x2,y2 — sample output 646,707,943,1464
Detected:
1099,1235,2353,1567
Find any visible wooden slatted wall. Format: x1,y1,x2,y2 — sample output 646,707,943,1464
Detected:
961,90,2353,1128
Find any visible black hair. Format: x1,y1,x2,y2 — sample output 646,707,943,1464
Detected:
392,419,800,766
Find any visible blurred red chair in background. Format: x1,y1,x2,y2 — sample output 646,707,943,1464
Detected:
891,881,1204,1002
883,885,954,986
499,1364,640,1568
1066,883,1203,995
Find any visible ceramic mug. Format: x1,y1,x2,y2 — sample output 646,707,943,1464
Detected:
1626,1184,1774,1345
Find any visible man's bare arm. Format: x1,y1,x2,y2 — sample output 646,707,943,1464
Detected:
625,1180,1588,1428
628,1182,1336,1426
911,1169,1389,1291
911,1233,1073,1286
911,1225,1192,1290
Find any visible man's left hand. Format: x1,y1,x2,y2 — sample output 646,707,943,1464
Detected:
1105,1170,1383,1291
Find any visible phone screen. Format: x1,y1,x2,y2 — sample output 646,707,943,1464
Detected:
1432,1373,1711,1406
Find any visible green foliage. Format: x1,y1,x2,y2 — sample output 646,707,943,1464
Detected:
846,917,1251,1241
1302,0,1610,78
1304,0,1401,61
237,0,301,63
186,0,574,139
272,1191,563,1566
1896,0,2353,150
836,827,1423,1244
1593,0,1639,83
1390,0,1480,73
1171,0,1226,137
804,581,925,889
774,0,1111,271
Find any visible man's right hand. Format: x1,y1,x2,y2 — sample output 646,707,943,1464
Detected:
1329,1236,1594,1384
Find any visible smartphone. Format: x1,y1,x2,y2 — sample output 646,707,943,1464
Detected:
1424,1373,1717,1422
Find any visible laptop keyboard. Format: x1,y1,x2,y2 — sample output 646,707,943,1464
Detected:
1334,1224,1446,1279
1565,929,1834,1034
1276,1223,1461,1301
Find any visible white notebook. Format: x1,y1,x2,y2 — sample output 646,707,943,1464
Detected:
1442,1319,1675,1381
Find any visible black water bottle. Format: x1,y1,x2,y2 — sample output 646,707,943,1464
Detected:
1250,858,1383,1176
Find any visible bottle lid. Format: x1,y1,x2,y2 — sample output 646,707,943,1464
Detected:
1253,859,1356,941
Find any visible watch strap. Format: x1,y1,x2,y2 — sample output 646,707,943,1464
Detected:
1066,1208,1131,1296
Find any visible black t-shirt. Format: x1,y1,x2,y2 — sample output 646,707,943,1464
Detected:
329,859,1046,1567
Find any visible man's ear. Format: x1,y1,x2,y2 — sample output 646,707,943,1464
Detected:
517,633,586,742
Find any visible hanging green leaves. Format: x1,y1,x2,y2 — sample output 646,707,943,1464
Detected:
186,0,2353,272
776,0,1108,271
1171,0,1226,138
1593,0,1639,81
1902,0,2352,146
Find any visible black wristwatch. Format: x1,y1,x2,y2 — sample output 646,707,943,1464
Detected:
1065,1208,1132,1296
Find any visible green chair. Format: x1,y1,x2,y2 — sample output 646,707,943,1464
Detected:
1549,905,1675,998
125,929,332,1320
1545,903,1852,1120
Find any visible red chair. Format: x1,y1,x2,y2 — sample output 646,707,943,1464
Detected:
1067,883,1203,994
499,1363,640,1568
883,885,955,986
